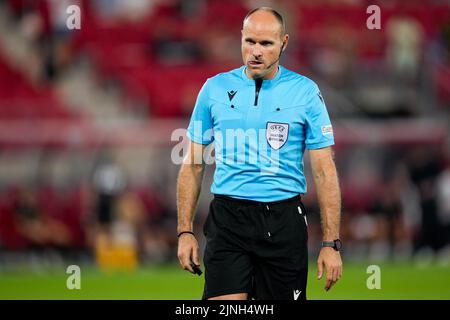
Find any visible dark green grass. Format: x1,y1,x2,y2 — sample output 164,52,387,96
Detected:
0,261,449,300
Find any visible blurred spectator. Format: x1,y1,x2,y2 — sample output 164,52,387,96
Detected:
41,0,82,80
436,155,450,251
9,0,81,82
91,155,126,244
386,16,424,82
441,17,450,62
137,184,175,263
96,191,143,271
92,0,157,22
14,187,72,250
91,156,132,270
370,170,412,260
92,156,126,227
406,147,444,255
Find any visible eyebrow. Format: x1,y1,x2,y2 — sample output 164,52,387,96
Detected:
244,37,275,45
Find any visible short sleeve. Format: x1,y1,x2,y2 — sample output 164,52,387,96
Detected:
304,84,335,149
187,80,214,145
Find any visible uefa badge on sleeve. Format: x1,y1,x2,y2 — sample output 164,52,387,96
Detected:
266,122,289,150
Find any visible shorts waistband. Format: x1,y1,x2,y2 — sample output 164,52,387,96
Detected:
213,194,301,207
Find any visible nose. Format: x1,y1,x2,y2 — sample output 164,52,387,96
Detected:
251,44,263,58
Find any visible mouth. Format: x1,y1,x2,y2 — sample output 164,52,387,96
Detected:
248,60,263,67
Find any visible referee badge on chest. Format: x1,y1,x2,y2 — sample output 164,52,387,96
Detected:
266,122,289,150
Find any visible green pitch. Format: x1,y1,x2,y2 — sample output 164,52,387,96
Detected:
0,261,449,299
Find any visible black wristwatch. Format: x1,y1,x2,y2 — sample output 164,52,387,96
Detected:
321,239,342,251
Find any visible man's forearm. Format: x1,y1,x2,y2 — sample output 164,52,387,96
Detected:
176,163,205,234
314,164,341,240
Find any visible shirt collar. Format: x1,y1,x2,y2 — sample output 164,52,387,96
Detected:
241,65,283,85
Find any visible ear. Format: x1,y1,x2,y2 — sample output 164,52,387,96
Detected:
281,34,289,51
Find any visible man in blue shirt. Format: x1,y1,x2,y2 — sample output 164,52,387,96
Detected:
177,7,342,300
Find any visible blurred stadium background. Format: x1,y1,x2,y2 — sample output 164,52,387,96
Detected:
0,0,449,299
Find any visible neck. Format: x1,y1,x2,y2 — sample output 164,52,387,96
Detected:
245,65,279,80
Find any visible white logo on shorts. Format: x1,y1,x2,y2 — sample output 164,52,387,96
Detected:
266,122,289,150
293,289,302,300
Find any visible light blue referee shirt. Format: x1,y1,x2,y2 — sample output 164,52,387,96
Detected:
187,65,334,202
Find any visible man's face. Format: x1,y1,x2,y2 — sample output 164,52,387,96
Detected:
241,11,288,80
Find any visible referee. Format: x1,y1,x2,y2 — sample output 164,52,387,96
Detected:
177,7,342,300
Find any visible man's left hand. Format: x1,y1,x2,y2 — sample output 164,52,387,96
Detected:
317,247,343,291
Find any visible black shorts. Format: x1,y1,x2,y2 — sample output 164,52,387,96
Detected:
202,194,308,300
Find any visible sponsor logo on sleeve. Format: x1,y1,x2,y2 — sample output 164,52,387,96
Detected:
321,125,333,136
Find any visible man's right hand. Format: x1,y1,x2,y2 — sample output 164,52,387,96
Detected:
177,233,200,274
